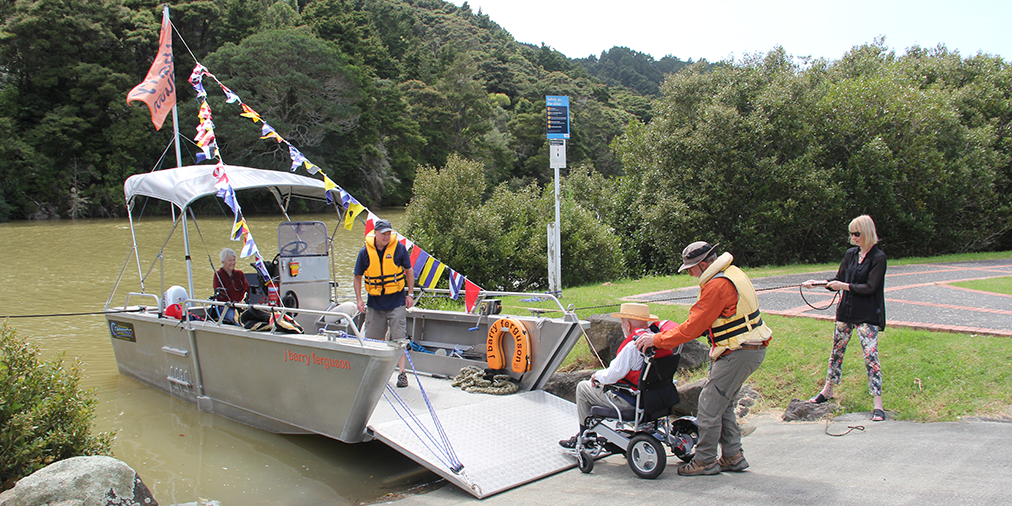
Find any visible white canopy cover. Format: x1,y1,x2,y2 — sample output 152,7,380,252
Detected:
123,164,328,209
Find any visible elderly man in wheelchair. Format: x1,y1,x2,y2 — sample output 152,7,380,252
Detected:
559,303,699,479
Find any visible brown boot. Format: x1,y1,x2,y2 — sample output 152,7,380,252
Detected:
678,458,720,476
718,451,749,472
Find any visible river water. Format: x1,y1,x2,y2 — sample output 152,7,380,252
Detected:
0,210,442,505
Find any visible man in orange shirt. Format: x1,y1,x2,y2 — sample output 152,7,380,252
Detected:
636,241,771,476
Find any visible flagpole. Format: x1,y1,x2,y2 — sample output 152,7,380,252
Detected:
162,3,195,303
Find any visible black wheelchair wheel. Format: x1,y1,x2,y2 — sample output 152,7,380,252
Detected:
627,434,666,479
578,449,594,474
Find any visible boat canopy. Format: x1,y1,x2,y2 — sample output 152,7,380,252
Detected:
124,164,329,210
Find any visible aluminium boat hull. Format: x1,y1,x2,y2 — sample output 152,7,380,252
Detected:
106,309,400,442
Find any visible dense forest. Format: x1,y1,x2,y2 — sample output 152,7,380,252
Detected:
2,0,1010,285
0,0,689,221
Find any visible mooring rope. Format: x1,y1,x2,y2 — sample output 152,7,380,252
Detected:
450,366,519,395
1,308,146,319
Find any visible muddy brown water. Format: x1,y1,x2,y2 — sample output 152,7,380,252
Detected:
0,211,442,505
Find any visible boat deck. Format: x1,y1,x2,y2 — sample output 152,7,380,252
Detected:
368,372,578,498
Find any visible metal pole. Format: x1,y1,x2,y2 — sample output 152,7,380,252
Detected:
182,206,196,305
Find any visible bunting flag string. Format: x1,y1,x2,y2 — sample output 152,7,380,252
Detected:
186,62,487,304
187,64,273,286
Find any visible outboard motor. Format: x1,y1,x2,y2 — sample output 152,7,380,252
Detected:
162,285,188,312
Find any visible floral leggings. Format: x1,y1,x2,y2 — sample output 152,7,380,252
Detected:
826,321,882,396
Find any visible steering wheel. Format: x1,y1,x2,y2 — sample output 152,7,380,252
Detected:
279,240,308,256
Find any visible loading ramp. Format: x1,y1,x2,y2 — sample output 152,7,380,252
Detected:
368,374,578,498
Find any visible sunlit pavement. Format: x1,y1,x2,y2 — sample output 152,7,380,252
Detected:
630,258,1012,337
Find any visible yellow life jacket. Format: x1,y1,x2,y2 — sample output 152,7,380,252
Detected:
698,252,773,359
364,231,406,296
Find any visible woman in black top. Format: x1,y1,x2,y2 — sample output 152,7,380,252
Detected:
803,215,888,421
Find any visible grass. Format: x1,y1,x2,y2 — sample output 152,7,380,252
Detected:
512,250,1012,422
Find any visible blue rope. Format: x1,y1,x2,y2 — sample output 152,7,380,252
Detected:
381,350,463,473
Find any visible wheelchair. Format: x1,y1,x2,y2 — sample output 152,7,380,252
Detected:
572,347,699,479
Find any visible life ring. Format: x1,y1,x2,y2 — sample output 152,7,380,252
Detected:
486,318,531,373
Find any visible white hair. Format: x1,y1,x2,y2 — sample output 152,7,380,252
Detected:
219,248,238,263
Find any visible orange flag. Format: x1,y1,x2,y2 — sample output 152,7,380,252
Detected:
126,6,176,130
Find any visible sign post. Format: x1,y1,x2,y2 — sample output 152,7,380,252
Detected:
546,96,569,295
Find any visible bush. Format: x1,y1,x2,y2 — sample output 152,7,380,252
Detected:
1,322,114,490
404,154,624,291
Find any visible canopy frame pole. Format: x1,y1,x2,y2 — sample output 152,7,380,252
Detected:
127,197,145,294
181,204,196,304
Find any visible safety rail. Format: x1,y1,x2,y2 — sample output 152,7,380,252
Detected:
413,288,575,320
181,298,368,345
122,292,162,313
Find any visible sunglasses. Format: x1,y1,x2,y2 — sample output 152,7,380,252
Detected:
850,231,861,237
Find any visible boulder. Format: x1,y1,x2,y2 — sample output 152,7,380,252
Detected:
585,314,623,365
542,369,595,403
671,380,759,419
0,456,157,506
676,340,709,371
782,398,837,421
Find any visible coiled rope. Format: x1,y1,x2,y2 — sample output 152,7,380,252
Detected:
450,366,519,395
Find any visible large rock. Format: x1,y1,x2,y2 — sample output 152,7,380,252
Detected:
671,380,759,419
542,369,595,403
0,456,157,506
782,398,837,421
585,314,623,365
675,339,709,371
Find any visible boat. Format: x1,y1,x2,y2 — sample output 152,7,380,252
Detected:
104,164,589,497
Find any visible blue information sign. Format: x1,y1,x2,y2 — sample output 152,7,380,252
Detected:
546,95,570,139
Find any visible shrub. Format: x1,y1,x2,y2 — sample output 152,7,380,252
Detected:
404,154,624,291
0,322,114,490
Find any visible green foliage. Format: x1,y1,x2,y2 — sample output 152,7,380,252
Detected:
403,154,623,291
614,44,1012,272
0,322,114,490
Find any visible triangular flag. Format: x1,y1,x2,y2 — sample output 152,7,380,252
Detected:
126,6,175,130
240,103,261,122
261,123,283,143
240,235,258,258
465,279,481,313
410,247,428,273
221,84,241,103
448,269,464,300
289,144,308,172
304,161,319,175
364,212,379,236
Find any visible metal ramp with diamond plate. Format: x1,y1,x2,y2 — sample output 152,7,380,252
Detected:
367,374,579,498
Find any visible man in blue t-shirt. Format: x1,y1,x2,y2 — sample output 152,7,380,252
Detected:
353,219,415,387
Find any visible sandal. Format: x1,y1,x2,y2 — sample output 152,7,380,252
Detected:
872,409,886,421
809,393,832,404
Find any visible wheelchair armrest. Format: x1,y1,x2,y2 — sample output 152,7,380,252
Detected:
602,383,636,395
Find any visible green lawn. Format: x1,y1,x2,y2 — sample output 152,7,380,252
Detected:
518,250,1012,422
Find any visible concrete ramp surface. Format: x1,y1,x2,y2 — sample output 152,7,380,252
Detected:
368,375,578,498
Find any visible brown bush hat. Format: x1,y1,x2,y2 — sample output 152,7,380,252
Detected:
678,241,719,272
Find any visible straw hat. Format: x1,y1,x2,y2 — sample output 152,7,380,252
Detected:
610,303,657,321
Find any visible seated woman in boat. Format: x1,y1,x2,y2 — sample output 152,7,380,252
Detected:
211,247,249,324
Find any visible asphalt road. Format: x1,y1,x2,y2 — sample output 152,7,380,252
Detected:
387,258,1012,505
632,258,1012,337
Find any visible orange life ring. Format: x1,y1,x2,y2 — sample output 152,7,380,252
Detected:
486,317,531,373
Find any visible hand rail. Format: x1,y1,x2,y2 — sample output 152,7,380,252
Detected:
124,292,162,313
183,298,366,341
